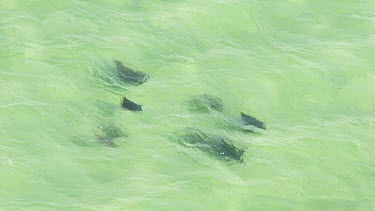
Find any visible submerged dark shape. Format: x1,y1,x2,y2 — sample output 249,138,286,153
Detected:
176,128,245,162
96,123,127,147
114,60,149,85
241,112,266,130
186,94,223,112
121,97,142,111
97,138,117,147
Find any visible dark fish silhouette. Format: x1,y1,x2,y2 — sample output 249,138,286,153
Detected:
121,97,142,111
186,94,223,112
114,60,149,85
176,128,244,162
240,112,266,130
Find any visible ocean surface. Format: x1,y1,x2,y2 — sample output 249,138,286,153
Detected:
1,0,375,210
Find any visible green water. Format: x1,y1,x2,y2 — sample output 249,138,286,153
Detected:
1,0,375,210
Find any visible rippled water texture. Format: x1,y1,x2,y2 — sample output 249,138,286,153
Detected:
1,0,375,210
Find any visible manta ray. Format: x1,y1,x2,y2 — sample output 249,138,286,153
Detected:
114,60,149,85
175,128,245,162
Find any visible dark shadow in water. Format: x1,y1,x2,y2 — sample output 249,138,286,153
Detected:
173,128,245,163
213,112,267,134
240,112,266,130
121,97,142,112
185,94,224,112
96,123,128,147
114,60,149,85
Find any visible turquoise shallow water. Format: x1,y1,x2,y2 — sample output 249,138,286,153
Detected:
1,0,375,210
